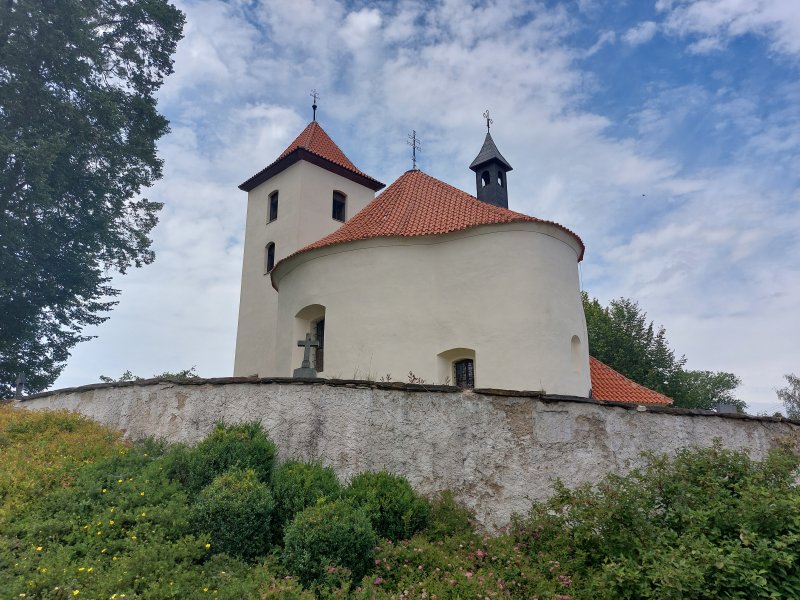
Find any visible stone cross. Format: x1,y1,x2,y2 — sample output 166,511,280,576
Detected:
293,334,320,378
14,372,25,399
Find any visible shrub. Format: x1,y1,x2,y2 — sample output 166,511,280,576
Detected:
343,470,430,541
190,468,274,560
513,441,800,598
426,490,475,540
283,499,377,586
271,460,340,539
183,421,277,493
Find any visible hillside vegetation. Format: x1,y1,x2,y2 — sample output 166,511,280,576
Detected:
1,405,799,599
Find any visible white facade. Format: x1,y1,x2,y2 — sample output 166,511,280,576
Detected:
271,222,591,395
233,160,376,376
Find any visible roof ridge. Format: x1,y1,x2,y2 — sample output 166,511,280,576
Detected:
271,169,586,278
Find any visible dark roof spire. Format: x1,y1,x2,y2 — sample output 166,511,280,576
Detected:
310,88,320,121
470,114,513,208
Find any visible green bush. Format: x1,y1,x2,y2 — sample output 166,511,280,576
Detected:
183,421,277,493
343,470,430,541
271,460,341,539
513,441,800,598
426,490,475,540
283,499,377,586
190,468,274,560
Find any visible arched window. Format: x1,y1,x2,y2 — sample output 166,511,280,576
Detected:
332,191,346,222
454,359,475,389
497,171,504,187
481,171,490,187
268,191,278,222
265,242,275,273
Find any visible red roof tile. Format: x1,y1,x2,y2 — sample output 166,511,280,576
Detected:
277,169,585,267
239,121,384,191
590,356,673,405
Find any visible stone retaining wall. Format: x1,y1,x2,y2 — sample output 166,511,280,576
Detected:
16,378,800,531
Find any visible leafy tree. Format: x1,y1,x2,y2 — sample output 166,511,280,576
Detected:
777,373,800,419
583,293,743,410
99,366,200,382
0,0,185,397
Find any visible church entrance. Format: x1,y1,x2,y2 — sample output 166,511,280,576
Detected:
314,319,325,372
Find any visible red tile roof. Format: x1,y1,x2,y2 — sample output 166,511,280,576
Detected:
590,356,673,405
277,169,585,266
239,121,384,192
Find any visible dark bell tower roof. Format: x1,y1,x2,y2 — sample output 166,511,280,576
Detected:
469,132,513,172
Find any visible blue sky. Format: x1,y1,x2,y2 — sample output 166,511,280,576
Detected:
54,0,800,414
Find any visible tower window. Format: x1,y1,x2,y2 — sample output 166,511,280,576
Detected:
454,359,474,389
265,242,275,273
268,191,278,222
497,172,504,187
481,171,490,187
332,191,346,222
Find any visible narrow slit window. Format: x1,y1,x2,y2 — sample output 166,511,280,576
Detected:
454,359,474,389
314,318,325,372
268,191,278,222
332,191,346,222
481,171,490,187
265,242,275,273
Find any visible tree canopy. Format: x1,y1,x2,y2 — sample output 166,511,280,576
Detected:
0,0,185,396
777,373,800,419
583,293,744,410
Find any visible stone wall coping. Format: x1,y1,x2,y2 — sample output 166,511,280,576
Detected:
11,377,799,427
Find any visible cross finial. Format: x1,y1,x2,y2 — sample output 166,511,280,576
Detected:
407,130,421,170
483,109,493,133
310,89,320,121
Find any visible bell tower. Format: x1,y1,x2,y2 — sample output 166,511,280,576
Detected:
233,96,384,378
469,111,512,209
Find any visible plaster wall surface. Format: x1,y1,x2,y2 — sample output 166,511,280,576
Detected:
18,381,800,532
273,222,590,395
234,161,376,377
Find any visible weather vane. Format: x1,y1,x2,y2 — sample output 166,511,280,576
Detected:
483,109,493,133
310,89,320,121
407,130,421,170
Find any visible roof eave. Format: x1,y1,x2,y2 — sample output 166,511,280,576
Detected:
239,148,385,192
468,156,513,172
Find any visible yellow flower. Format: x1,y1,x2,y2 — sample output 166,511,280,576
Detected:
117,479,123,483
101,549,107,553
72,591,80,596
139,492,144,496
78,567,85,571
87,567,93,572
109,520,114,525
140,512,146,517
203,588,208,593
36,546,42,552
131,535,137,540
204,543,211,550
102,489,107,493
112,556,118,561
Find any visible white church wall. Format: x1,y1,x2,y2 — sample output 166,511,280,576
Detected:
273,222,591,395
17,380,800,533
234,161,376,377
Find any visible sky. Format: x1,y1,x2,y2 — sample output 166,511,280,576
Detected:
54,0,800,414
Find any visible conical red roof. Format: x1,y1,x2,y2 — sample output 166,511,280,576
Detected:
239,121,384,192
589,357,673,405
286,169,584,260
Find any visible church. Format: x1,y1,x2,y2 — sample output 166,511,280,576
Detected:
233,109,670,405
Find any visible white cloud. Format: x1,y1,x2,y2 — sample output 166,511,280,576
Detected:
622,21,658,46
659,0,800,57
